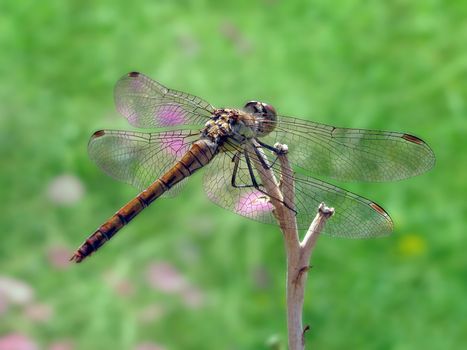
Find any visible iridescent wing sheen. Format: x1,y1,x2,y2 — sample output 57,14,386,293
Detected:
258,115,435,182
203,143,393,238
88,129,200,196
114,72,214,128
203,148,277,227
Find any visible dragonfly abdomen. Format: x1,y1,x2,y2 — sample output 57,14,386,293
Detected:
70,195,150,262
71,139,218,263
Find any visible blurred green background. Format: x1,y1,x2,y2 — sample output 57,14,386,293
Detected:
1,0,466,349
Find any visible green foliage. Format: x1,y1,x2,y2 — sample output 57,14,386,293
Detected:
0,0,465,349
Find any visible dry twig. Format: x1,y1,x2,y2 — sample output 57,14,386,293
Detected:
250,141,334,350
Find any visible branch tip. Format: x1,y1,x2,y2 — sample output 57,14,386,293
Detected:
273,142,289,154
318,202,334,218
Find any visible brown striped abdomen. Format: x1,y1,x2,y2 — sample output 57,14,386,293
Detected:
71,139,218,263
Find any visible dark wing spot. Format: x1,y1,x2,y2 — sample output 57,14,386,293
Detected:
128,71,140,77
402,133,424,145
91,130,106,139
370,202,390,218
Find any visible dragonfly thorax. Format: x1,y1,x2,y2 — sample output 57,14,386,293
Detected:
203,104,277,146
203,108,257,145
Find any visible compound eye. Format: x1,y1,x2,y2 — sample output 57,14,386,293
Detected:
244,101,262,114
244,101,277,136
262,103,276,118
244,101,276,117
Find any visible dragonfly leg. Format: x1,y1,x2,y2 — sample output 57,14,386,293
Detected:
249,147,298,216
256,139,287,155
252,145,280,170
231,149,297,216
244,149,297,214
254,139,287,170
243,150,261,188
252,146,271,169
231,151,259,188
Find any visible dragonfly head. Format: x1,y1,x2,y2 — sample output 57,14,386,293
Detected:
244,101,277,137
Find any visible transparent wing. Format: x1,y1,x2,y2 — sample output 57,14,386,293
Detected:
88,129,200,196
203,148,278,227
203,142,393,237
293,174,393,237
258,115,435,182
114,72,214,128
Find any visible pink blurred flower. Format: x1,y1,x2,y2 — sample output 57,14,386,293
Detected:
47,174,84,206
235,190,273,217
145,262,206,309
47,246,72,270
0,333,38,350
24,303,53,322
134,342,166,350
48,340,74,350
0,276,34,305
145,262,188,293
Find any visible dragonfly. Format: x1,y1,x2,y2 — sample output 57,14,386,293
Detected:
71,72,435,263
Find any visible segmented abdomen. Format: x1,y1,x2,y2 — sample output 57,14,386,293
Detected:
71,139,218,263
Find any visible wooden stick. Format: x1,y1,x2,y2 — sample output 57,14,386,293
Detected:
250,142,334,350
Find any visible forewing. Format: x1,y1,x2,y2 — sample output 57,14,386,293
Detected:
88,129,199,196
114,72,214,128
204,144,393,237
259,115,435,182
